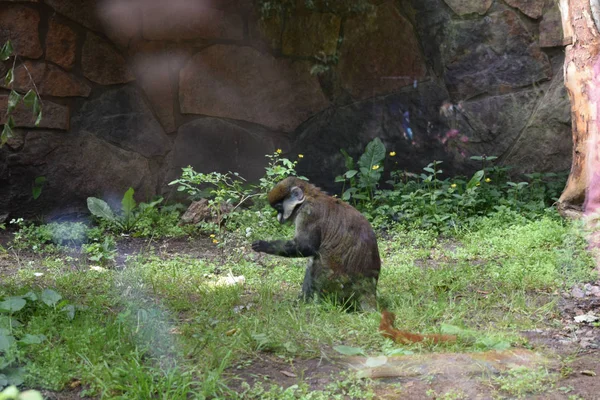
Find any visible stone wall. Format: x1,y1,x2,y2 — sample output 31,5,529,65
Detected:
0,0,569,218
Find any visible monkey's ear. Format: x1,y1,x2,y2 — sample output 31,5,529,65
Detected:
281,186,305,222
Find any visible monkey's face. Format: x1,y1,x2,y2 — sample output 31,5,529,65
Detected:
271,185,305,224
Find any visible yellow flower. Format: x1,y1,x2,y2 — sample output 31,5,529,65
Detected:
389,151,396,157
372,165,380,170
210,234,216,238
298,154,304,158
485,177,491,183
212,239,219,244
276,149,282,154
451,183,457,188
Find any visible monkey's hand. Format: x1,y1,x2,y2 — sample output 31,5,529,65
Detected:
252,240,275,253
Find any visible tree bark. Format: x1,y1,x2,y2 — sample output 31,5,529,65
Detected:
557,0,600,217
559,0,600,271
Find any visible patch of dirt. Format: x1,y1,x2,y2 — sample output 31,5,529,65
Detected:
38,389,92,400
226,355,344,393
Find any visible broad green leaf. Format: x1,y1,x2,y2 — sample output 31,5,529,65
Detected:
364,356,388,368
0,298,26,313
61,304,75,320
340,149,355,170
0,124,11,147
385,348,414,356
0,333,11,352
0,376,9,390
7,91,20,114
34,109,42,127
467,170,484,189
4,368,24,386
333,345,365,356
358,138,386,171
40,289,62,307
18,390,44,400
20,292,37,302
4,68,13,87
440,324,465,335
32,176,46,200
87,197,116,222
0,385,18,398
121,187,136,219
0,41,14,61
0,318,20,330
344,170,358,179
19,334,45,345
22,90,36,107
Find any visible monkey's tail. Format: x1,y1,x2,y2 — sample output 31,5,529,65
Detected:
379,310,457,345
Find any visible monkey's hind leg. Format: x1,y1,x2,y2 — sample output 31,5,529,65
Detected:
355,277,378,312
300,257,317,301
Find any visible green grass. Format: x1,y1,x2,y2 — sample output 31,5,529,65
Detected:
0,209,596,398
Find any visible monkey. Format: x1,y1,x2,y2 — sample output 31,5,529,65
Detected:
379,310,457,344
251,177,381,311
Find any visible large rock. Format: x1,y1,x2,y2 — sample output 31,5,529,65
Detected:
292,81,452,190
82,33,135,85
0,5,42,58
97,0,142,48
337,1,427,100
248,8,283,51
282,13,341,57
45,17,77,70
452,89,543,159
141,1,243,40
502,67,572,172
5,61,91,97
440,10,552,99
44,0,103,31
540,3,564,47
167,117,283,185
72,86,172,158
0,96,69,130
132,43,177,133
504,0,545,19
1,131,156,219
179,45,329,132
442,0,492,16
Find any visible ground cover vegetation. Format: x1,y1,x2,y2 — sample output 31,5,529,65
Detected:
0,139,597,399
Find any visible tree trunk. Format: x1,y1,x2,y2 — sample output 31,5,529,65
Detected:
559,0,600,270
557,0,600,217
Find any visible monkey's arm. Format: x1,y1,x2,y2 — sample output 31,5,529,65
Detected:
252,229,320,258
251,238,317,257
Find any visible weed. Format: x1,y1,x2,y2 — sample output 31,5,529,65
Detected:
491,366,557,398
87,187,163,234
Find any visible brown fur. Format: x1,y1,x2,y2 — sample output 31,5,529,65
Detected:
256,177,381,308
379,310,457,344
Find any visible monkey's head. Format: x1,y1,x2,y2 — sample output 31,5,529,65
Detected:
267,177,307,224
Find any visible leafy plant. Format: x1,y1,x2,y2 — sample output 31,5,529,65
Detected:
0,289,74,391
336,138,386,204
9,219,52,253
170,150,305,228
1,41,43,147
258,150,306,195
30,177,46,201
0,386,43,400
87,187,163,233
83,236,117,265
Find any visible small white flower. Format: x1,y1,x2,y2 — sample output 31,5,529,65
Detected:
33,272,44,277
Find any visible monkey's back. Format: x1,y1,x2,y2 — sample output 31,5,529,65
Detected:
311,195,381,281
